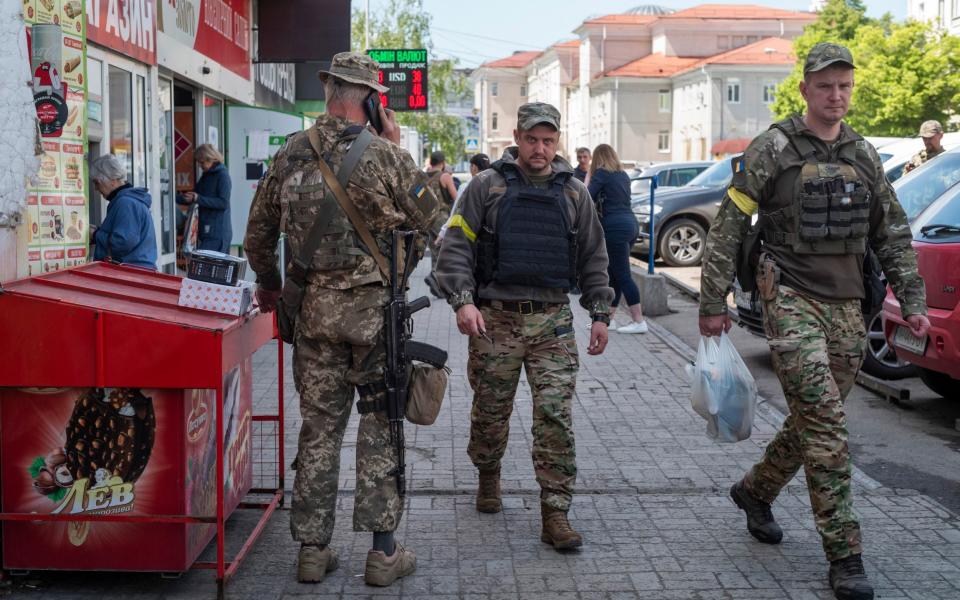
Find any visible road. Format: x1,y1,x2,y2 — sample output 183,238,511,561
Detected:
631,259,960,515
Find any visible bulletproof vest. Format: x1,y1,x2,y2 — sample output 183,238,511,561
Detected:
762,121,870,255
476,163,577,289
283,125,373,273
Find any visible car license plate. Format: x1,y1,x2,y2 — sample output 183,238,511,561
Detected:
893,326,927,355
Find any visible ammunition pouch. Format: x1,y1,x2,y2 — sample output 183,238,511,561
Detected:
276,265,307,344
355,340,449,426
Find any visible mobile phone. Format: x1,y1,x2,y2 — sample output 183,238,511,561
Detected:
363,92,384,134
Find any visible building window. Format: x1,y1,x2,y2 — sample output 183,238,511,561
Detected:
732,35,745,48
727,80,741,104
746,35,759,44
491,82,499,97
658,89,671,112
717,35,729,50
492,112,498,131
762,83,776,104
520,84,527,97
658,131,670,153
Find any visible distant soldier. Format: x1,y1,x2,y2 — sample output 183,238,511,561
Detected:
699,43,929,600
903,119,945,174
245,52,438,587
436,102,613,550
423,151,458,297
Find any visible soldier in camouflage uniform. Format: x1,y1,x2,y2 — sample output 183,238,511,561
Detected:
698,43,930,600
903,120,946,174
436,102,614,550
244,52,438,587
423,151,458,297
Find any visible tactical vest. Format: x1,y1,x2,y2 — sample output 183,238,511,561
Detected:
427,170,453,209
283,125,374,273
761,122,870,255
475,164,577,289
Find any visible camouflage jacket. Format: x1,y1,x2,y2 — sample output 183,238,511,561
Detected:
436,147,613,315
699,115,927,318
904,146,946,174
244,114,438,291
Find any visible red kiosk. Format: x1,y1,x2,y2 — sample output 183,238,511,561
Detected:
0,263,283,595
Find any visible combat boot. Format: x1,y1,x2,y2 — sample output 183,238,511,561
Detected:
476,468,502,513
364,542,416,586
297,545,339,583
730,479,783,544
540,503,583,550
829,554,874,600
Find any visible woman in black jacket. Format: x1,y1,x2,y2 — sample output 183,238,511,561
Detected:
178,143,232,252
588,144,647,333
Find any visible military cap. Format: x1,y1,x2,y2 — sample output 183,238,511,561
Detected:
919,120,943,138
803,42,855,75
517,102,561,131
318,51,389,93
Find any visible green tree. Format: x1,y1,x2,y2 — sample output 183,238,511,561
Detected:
352,0,468,164
772,0,960,135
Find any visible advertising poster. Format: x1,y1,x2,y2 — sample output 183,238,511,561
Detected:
21,1,87,276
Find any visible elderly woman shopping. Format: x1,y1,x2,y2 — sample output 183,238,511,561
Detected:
89,154,157,270
178,144,233,252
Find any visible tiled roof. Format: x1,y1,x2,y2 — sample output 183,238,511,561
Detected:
480,51,542,69
673,37,795,76
553,40,580,49
664,4,814,20
584,14,659,25
711,137,751,154
605,54,700,78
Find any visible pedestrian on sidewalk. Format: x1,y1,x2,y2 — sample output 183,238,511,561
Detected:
437,102,614,551
588,143,647,334
177,143,233,253
698,42,930,600
436,153,490,246
423,151,459,298
573,147,590,183
89,154,158,270
244,52,439,588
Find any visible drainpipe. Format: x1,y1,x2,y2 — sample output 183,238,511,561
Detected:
614,78,620,151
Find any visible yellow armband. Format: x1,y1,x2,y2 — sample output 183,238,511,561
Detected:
447,214,477,242
727,187,758,216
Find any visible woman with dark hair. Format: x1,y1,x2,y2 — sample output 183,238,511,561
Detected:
588,144,647,333
437,153,490,243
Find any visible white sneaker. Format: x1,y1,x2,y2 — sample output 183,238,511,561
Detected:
609,318,619,330
617,320,649,334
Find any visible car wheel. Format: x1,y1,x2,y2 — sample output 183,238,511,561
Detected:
658,218,706,267
860,305,916,380
918,367,960,398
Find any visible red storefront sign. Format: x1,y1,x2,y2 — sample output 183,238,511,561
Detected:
86,0,158,65
159,0,250,79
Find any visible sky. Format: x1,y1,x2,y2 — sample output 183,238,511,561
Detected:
366,0,909,68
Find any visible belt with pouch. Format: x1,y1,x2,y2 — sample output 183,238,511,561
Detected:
478,299,563,315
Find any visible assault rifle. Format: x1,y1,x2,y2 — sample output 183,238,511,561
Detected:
384,230,448,496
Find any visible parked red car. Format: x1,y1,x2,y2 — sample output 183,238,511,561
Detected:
882,183,960,397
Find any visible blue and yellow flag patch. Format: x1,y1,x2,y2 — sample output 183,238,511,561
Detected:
732,156,745,174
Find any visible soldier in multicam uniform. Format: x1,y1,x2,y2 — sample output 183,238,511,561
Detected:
698,43,930,600
244,52,438,587
903,120,946,174
436,102,614,550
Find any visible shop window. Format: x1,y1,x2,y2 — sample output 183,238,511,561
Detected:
108,66,133,184
158,78,176,258
203,95,224,152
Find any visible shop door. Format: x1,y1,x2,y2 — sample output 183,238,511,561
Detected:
173,84,196,270
158,78,176,272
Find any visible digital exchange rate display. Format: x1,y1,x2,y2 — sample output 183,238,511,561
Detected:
367,49,428,112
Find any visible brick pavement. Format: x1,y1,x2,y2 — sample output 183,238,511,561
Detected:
9,263,960,599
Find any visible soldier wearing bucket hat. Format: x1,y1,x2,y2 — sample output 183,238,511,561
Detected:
245,50,439,587
699,41,928,600
436,102,613,549
905,120,946,174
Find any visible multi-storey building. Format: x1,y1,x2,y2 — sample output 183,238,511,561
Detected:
908,0,960,36
471,4,817,164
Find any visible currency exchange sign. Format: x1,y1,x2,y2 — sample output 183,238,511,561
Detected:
367,49,428,112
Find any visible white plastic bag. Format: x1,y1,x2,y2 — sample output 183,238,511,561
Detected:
684,333,758,443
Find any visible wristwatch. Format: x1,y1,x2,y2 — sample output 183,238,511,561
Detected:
591,313,611,326
448,290,474,311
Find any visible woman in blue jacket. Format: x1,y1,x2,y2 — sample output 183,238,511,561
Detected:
90,154,157,270
588,144,647,334
178,144,232,252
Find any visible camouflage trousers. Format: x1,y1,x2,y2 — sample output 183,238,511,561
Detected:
290,285,402,546
744,285,865,561
467,302,579,511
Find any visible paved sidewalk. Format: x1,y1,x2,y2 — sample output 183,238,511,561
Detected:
9,264,960,599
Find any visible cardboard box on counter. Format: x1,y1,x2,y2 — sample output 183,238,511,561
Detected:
178,279,255,316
